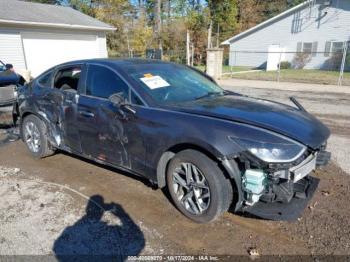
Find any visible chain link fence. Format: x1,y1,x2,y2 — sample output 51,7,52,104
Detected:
109,45,350,87
223,44,350,86
109,49,187,64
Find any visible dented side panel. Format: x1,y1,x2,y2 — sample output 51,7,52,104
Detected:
76,94,146,173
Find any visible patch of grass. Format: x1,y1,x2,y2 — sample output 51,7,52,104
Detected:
193,65,206,72
194,65,253,73
226,69,350,86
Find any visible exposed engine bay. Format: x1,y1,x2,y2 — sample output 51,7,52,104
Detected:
239,148,331,220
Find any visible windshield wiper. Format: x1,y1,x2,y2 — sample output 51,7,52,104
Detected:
195,91,222,100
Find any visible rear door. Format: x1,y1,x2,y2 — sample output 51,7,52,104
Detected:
55,65,86,153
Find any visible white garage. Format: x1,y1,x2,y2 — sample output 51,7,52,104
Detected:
0,0,115,77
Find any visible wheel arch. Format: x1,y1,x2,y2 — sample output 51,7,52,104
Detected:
156,142,238,189
19,111,51,141
19,111,38,141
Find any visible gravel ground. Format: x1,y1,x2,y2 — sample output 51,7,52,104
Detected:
0,166,162,259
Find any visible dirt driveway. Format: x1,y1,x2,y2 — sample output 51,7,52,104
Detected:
0,86,350,258
0,142,349,258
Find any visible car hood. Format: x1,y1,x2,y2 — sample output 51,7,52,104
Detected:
166,95,330,149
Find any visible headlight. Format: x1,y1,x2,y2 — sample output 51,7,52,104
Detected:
228,131,306,163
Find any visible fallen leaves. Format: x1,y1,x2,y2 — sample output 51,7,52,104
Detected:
321,190,330,196
248,247,260,259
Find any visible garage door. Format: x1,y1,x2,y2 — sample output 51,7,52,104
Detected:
22,32,99,77
0,31,26,71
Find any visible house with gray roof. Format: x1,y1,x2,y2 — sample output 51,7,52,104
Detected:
222,0,350,71
0,0,115,76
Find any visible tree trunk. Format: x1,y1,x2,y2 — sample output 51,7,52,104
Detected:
167,0,171,19
138,0,145,17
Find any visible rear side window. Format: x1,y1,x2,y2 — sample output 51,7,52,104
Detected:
38,71,53,87
86,65,129,99
54,66,81,92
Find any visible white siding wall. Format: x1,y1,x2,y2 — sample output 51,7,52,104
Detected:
22,31,100,76
0,26,109,77
97,32,108,57
0,30,26,70
229,0,350,69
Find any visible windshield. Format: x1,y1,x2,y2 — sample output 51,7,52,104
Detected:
123,63,224,105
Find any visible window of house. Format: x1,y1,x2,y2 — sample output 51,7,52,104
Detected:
332,42,344,53
302,42,313,54
54,66,81,92
325,41,344,57
291,11,303,34
86,65,129,99
296,42,318,57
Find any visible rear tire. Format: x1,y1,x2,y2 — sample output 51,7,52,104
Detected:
166,149,233,223
21,115,54,158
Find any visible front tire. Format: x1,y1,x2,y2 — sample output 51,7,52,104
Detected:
22,115,54,158
166,150,233,223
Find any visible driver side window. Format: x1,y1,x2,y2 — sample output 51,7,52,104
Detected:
86,65,129,99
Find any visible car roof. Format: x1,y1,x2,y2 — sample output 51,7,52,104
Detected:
58,58,171,69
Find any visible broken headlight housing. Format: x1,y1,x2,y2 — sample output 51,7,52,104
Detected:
229,131,306,163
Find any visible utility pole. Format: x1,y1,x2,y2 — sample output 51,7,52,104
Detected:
338,41,348,86
186,30,190,65
191,43,194,66
207,20,212,49
126,31,131,57
216,23,220,47
155,0,162,54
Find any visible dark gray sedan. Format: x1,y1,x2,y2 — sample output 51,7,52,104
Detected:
14,59,330,223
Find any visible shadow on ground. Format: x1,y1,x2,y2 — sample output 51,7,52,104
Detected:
53,195,145,262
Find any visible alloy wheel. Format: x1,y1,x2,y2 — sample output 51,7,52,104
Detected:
172,162,211,215
24,121,41,153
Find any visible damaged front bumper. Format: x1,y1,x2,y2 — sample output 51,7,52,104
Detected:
243,175,319,221
225,149,331,221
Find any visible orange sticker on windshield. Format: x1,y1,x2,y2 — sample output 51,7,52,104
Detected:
143,73,154,78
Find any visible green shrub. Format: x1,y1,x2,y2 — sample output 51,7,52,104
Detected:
279,61,291,69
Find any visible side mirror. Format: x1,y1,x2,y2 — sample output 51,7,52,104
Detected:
109,93,125,106
109,93,136,115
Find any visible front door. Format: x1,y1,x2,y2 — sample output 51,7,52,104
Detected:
77,64,145,170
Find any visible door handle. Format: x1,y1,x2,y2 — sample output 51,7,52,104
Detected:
79,110,95,118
